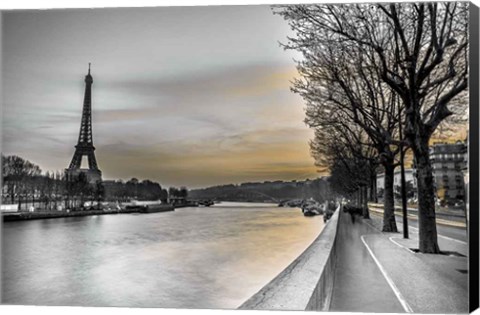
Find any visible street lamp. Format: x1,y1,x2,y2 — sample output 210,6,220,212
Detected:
398,100,409,239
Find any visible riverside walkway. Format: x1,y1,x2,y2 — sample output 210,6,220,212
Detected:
330,210,468,313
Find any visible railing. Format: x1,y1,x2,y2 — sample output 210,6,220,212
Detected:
239,205,341,311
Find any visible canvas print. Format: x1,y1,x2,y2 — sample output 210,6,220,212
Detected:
1,2,477,313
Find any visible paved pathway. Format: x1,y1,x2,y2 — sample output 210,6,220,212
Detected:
330,210,468,313
330,211,405,313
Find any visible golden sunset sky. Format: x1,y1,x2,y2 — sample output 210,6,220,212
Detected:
2,5,320,188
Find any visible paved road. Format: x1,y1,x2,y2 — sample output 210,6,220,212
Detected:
369,209,467,242
390,213,467,243
369,203,467,221
329,211,405,313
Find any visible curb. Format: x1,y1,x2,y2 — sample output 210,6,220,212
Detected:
368,207,466,228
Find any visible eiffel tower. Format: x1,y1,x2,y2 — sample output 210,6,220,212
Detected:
65,63,102,183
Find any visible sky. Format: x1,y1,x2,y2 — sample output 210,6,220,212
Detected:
1,5,321,188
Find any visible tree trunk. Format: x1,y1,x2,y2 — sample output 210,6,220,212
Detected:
356,190,361,207
414,141,440,253
10,184,15,204
362,186,370,219
358,189,361,208
383,164,398,232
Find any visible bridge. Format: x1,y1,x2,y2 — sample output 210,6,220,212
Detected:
194,188,280,203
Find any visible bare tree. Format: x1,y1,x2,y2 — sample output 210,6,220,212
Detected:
312,123,377,219
1,155,41,209
276,7,406,231
275,2,468,252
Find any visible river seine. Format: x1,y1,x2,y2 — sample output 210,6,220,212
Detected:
2,202,324,309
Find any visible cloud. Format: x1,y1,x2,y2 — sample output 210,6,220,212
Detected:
93,125,317,188
2,6,318,187
225,66,299,98
2,60,317,187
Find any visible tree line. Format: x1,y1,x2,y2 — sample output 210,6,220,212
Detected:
1,155,101,210
1,154,184,210
189,178,332,202
102,178,169,202
275,2,468,253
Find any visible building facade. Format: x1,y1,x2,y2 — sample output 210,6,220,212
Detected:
375,141,467,206
429,141,467,205
376,168,417,198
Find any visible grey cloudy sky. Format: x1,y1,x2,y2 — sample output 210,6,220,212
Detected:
2,5,320,188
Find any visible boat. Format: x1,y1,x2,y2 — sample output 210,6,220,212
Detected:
197,200,215,207
140,203,174,213
301,203,321,217
125,200,174,213
303,210,317,217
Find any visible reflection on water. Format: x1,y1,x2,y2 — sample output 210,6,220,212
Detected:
2,202,324,308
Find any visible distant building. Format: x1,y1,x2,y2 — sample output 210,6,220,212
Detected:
430,141,467,205
375,141,467,205
376,168,417,192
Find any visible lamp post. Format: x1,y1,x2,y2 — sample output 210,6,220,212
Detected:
398,101,409,239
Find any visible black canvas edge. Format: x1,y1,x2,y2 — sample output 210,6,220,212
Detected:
470,1,480,313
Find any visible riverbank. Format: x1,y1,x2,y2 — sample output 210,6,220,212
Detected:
2,204,174,222
240,206,340,311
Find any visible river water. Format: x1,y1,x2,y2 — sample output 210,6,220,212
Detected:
2,202,324,309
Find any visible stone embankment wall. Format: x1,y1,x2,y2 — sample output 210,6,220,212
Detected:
239,206,341,311
2,205,174,221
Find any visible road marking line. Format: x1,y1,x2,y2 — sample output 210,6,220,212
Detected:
370,212,467,244
389,237,415,254
360,235,414,313
369,207,467,227
407,226,467,245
